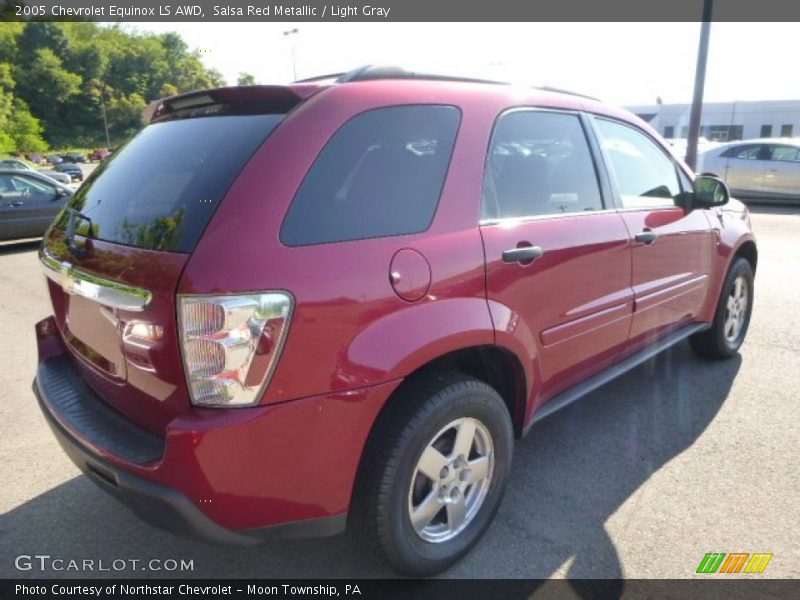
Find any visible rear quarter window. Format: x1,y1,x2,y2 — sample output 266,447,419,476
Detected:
280,105,461,246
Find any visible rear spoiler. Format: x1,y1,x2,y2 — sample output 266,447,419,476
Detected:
145,84,327,123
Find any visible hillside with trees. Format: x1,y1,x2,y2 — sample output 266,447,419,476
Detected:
0,22,225,153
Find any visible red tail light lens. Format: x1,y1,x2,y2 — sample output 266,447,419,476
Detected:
178,293,293,407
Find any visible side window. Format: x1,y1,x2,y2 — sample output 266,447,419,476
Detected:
12,175,55,195
281,105,460,246
0,174,16,195
482,111,603,220
594,118,681,209
769,145,800,162
723,145,765,160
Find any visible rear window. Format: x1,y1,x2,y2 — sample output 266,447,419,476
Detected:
58,114,283,252
280,105,461,246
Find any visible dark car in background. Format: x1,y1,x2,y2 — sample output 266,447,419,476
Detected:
62,152,88,163
54,162,83,182
0,169,72,240
46,155,63,165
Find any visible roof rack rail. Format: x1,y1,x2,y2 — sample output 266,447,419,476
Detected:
536,85,599,102
334,65,506,86
294,72,347,83
297,65,600,102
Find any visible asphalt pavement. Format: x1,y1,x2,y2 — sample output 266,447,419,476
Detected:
0,198,797,579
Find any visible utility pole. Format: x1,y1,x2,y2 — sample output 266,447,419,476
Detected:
283,28,299,81
96,81,111,148
685,0,713,171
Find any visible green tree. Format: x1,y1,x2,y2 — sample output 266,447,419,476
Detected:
159,83,179,98
15,47,81,143
0,22,23,63
237,72,257,86
106,93,147,140
18,22,69,58
3,22,225,148
6,98,47,152
0,61,17,153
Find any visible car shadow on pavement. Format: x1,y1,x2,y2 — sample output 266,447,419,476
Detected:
2,342,739,588
0,240,41,256
741,202,799,216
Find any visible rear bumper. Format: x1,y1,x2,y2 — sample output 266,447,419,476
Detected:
33,379,305,546
33,317,398,544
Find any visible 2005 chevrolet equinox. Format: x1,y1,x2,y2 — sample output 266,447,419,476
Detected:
33,66,757,575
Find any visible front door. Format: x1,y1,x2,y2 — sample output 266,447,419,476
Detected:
480,109,633,404
590,117,714,350
0,173,64,239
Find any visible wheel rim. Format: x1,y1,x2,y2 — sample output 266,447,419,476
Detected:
407,417,494,543
724,275,749,344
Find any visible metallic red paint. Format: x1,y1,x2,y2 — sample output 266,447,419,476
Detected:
35,318,400,529
482,212,634,415
41,228,191,434
35,78,756,536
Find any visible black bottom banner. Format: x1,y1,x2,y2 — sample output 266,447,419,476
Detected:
2,579,799,600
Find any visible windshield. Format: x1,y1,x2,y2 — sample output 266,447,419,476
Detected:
56,114,283,252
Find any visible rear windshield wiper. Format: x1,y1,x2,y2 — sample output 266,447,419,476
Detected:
64,208,94,259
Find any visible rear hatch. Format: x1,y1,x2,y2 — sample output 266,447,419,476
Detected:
40,87,308,433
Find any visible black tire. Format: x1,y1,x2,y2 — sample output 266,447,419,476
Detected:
351,372,514,576
690,257,754,359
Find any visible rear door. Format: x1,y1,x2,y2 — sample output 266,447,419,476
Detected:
762,144,800,197
480,109,633,402
590,117,714,350
41,106,289,433
722,143,769,194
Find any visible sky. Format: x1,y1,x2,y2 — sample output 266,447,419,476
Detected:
128,22,799,107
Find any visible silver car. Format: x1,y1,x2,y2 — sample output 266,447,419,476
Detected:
0,158,73,185
697,138,800,201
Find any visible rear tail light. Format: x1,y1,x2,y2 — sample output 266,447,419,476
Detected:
178,293,293,407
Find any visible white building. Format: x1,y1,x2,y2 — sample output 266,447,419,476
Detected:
626,99,800,142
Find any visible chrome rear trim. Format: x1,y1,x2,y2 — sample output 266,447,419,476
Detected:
40,251,152,312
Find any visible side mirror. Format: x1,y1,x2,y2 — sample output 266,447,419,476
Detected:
689,175,730,210
53,188,69,200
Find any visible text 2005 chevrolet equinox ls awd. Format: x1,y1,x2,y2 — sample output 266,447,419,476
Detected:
33,66,756,575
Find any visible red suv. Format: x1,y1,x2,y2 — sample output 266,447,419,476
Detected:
33,67,756,575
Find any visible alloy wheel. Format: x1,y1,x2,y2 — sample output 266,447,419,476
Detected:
407,417,495,543
724,275,749,344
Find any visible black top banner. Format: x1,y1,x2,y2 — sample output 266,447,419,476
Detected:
3,0,800,22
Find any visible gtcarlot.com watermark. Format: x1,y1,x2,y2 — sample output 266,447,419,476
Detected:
14,554,194,573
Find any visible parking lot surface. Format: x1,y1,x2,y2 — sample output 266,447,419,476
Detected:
1,199,798,579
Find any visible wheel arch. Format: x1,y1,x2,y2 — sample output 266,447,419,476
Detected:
733,239,758,274
347,343,529,522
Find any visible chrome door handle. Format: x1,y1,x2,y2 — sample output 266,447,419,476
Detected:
502,245,544,263
9,201,23,207
634,229,658,245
